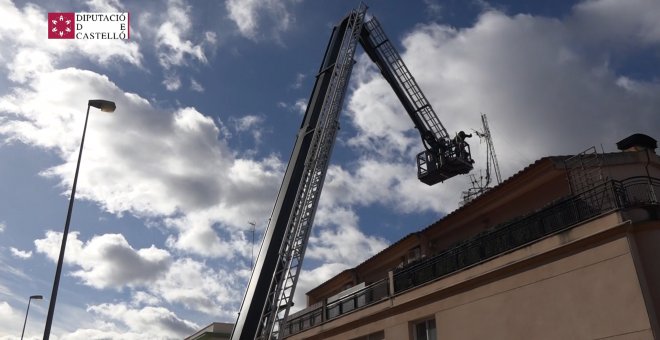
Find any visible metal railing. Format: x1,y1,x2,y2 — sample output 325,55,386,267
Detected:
281,279,389,337
281,176,659,337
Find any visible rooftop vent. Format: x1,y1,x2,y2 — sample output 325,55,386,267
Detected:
616,133,657,153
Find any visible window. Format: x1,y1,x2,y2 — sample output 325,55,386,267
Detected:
413,318,436,340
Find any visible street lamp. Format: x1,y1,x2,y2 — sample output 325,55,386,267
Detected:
21,295,42,340
43,99,116,340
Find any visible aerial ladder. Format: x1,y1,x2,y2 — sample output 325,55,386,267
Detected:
231,5,473,339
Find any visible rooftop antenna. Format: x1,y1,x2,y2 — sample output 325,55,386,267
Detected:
461,113,502,204
248,221,256,269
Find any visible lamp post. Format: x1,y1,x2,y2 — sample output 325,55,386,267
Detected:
43,100,116,340
21,295,42,340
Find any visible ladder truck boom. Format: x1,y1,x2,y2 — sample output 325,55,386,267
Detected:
231,5,472,340
359,18,474,185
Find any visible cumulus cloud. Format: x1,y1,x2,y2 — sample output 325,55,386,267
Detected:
0,63,283,257
0,301,22,331
85,303,198,340
292,263,352,312
225,0,297,41
35,231,171,289
0,221,5,232
33,231,242,318
569,0,660,46
131,291,161,306
149,258,246,317
307,206,388,265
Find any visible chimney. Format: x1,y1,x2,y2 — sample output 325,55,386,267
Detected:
616,133,657,153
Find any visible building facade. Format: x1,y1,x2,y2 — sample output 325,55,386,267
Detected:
282,134,660,340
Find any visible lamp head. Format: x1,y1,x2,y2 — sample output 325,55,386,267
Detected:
30,295,43,300
88,99,116,113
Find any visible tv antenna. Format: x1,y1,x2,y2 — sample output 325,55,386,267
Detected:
461,113,502,204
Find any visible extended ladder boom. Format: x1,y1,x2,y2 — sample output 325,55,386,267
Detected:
231,5,367,340
231,6,472,340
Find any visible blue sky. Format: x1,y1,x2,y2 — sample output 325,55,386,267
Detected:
0,0,659,339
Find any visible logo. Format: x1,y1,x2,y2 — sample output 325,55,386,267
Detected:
48,13,75,39
48,12,129,40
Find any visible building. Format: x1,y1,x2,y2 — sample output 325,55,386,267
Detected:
281,133,660,339
185,322,233,340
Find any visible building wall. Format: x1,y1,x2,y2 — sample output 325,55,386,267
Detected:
288,213,655,340
630,221,660,337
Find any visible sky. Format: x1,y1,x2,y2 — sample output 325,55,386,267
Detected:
0,0,658,339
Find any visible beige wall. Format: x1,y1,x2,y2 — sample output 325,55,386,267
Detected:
432,238,649,340
630,221,660,338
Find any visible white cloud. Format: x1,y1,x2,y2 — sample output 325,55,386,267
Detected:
163,73,182,91
293,98,307,115
570,0,660,46
85,303,198,340
9,247,32,259
149,258,245,317
85,0,124,12
0,221,5,232
155,0,209,69
293,263,352,312
225,0,297,41
346,54,420,159
0,301,22,330
291,72,306,89
423,0,443,20
59,328,143,340
35,231,171,289
232,114,264,132
131,291,161,306
307,206,388,265
190,78,205,92
277,98,307,115
32,230,245,317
